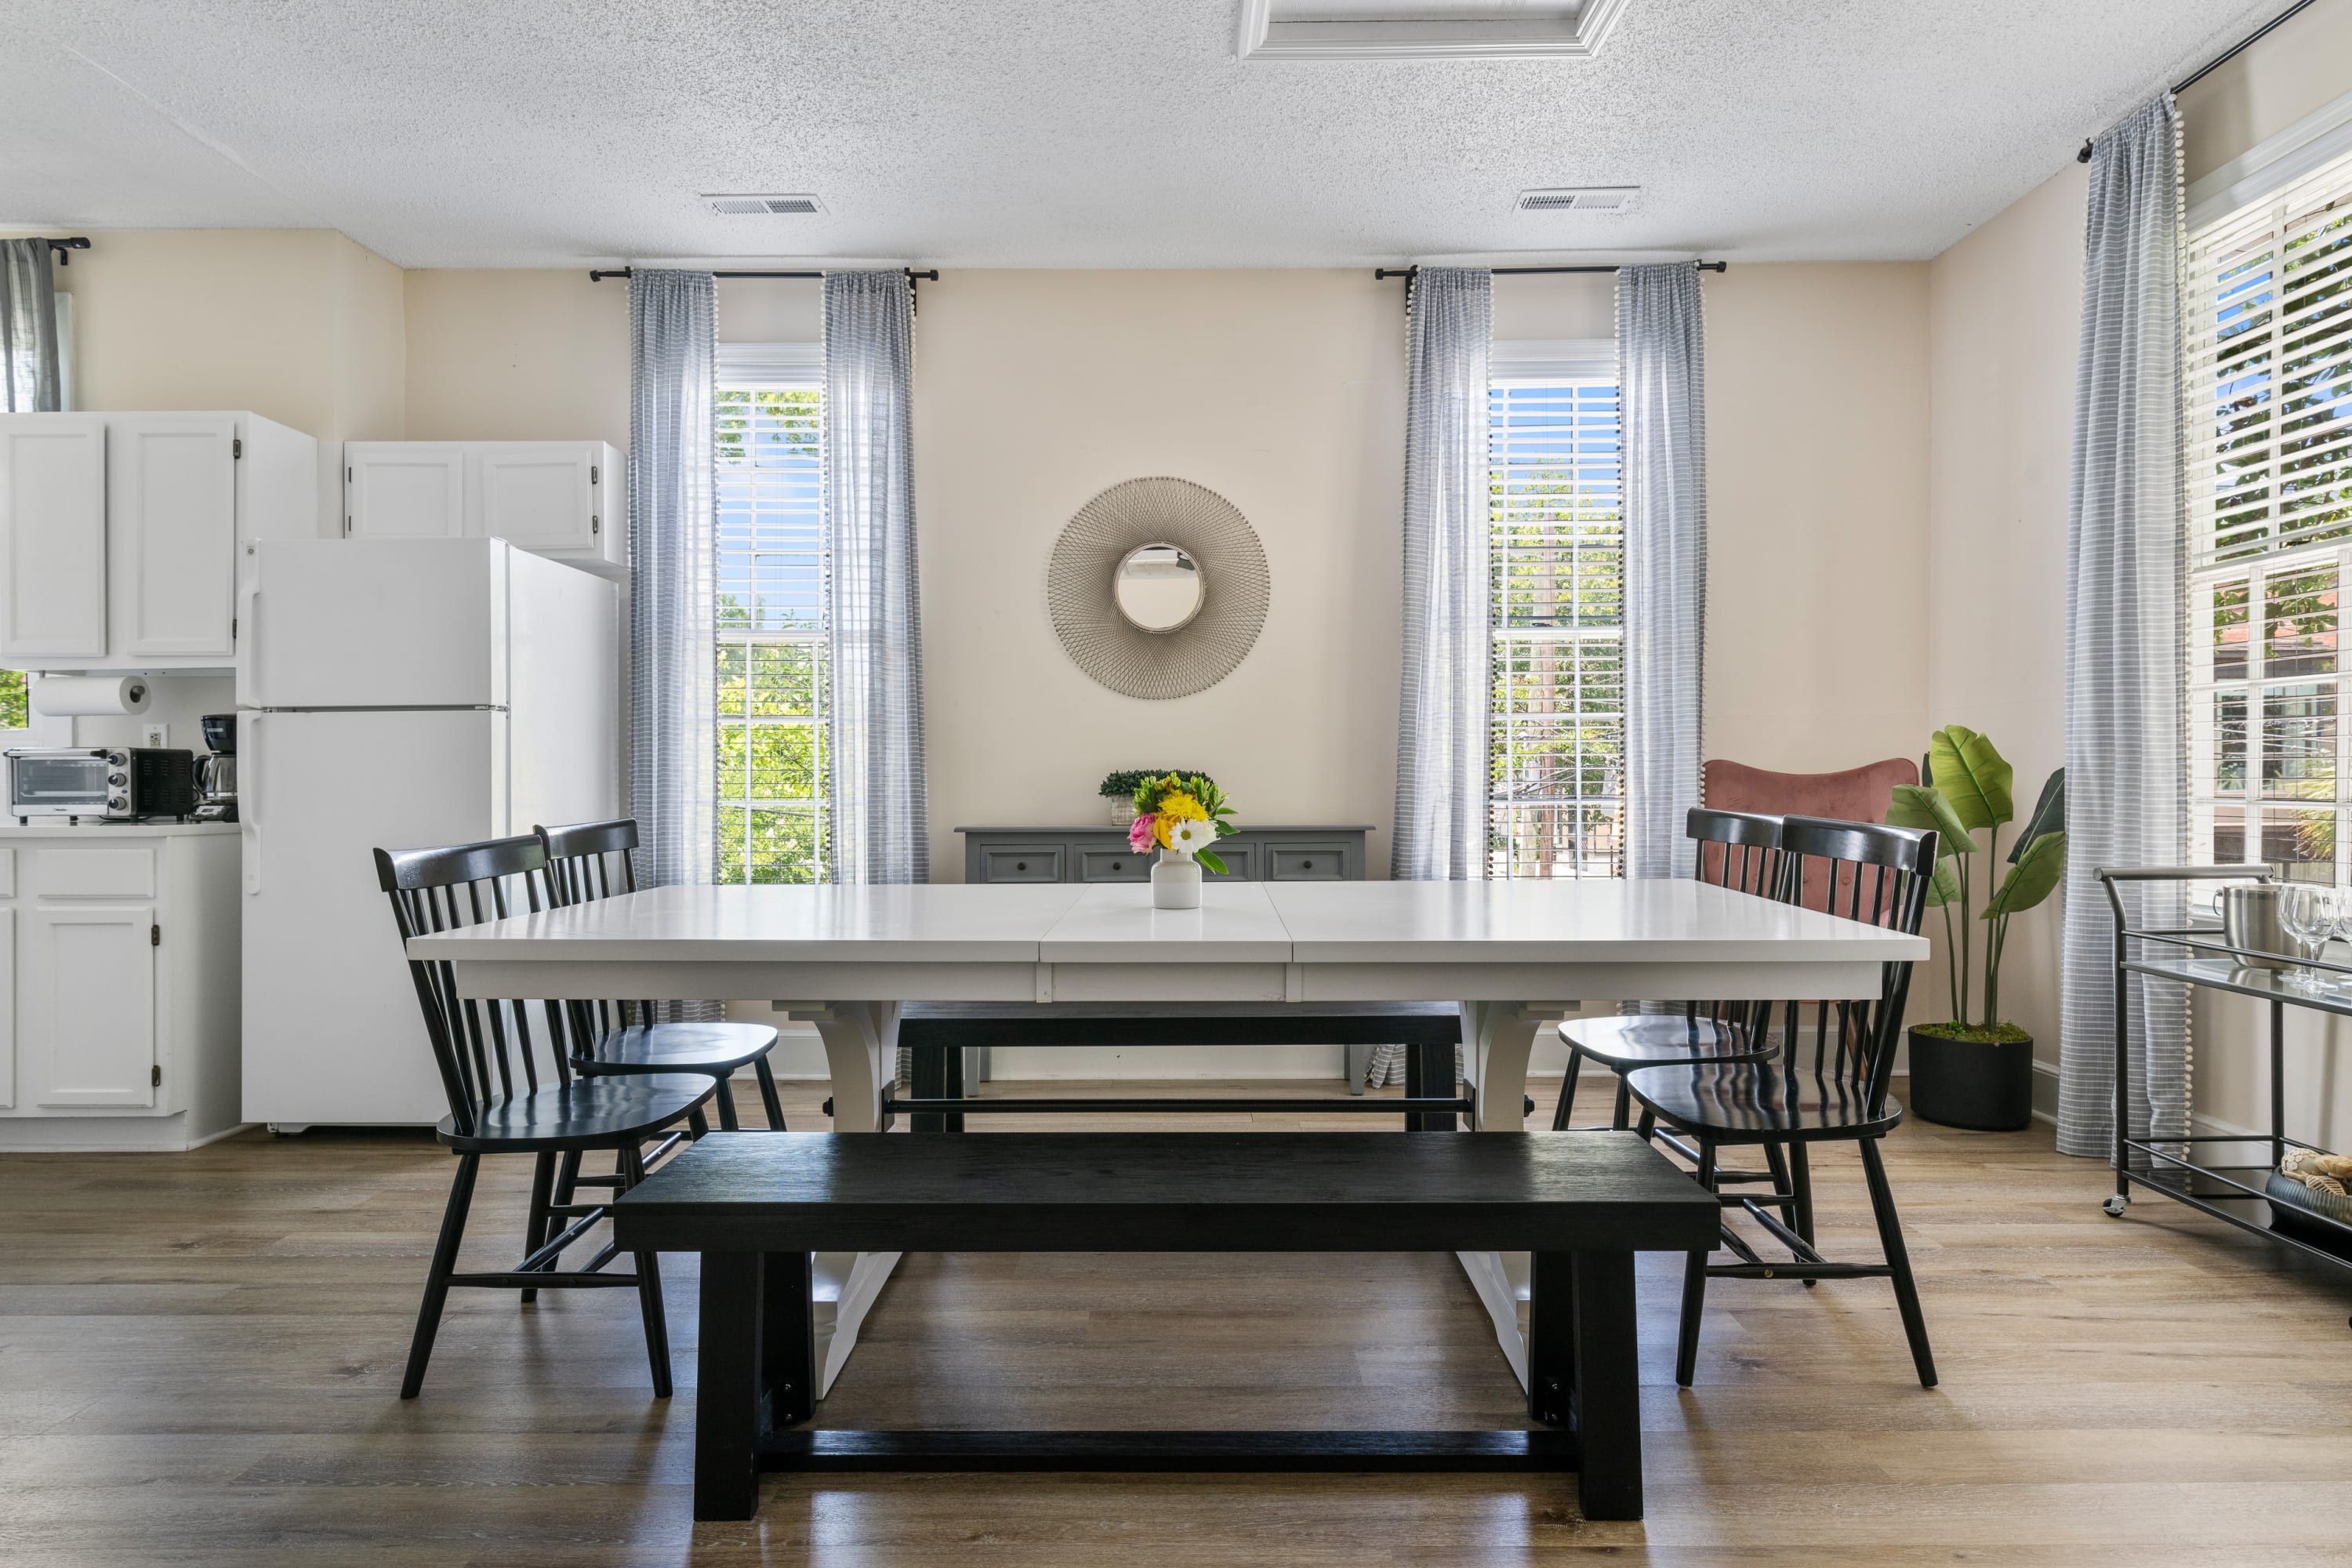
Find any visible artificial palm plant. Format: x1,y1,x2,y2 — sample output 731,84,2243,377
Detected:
1886,727,2066,1039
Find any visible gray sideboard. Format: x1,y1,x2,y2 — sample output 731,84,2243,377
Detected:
956,826,1374,885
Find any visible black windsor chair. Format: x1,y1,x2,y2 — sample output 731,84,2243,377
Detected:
377,835,715,1399
1621,815,1940,1388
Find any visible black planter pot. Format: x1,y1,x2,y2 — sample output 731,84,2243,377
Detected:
1906,1027,2035,1131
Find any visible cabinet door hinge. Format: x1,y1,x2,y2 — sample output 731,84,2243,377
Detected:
230,617,237,641
591,515,600,534
151,1065,162,1087
232,437,243,459
347,466,353,482
151,924,160,947
590,464,600,484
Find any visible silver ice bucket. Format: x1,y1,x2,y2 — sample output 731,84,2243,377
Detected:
2221,884,2293,971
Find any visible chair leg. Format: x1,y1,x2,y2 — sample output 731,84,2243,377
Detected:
618,1142,673,1398
1859,1137,1936,1388
1761,1142,1799,1240
1789,1142,1816,1242
753,1055,787,1131
1635,1103,1657,1141
1551,1047,1584,1131
552,1149,582,1211
1790,1141,1817,1290
713,1073,741,1132
1613,1078,1635,1132
687,1107,711,1139
520,1149,557,1305
401,1153,481,1399
1675,1142,1717,1388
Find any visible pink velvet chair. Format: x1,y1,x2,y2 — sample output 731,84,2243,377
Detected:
1551,756,1919,1134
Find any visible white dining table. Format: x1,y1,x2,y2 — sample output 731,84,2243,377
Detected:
410,877,1925,1394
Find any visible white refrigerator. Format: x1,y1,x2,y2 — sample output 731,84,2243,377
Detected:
239,538,619,1127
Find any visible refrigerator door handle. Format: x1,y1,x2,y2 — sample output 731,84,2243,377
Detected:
241,712,262,895
234,570,262,710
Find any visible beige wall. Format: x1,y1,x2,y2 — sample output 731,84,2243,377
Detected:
24,227,407,524
1926,164,2086,1073
403,269,630,447
910,270,1407,873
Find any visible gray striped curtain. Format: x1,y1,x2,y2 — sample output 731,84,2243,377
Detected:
2,239,62,412
1392,267,1493,883
2058,96,2188,1161
1619,263,1708,884
824,270,930,888
627,270,720,1030
1374,267,1490,1087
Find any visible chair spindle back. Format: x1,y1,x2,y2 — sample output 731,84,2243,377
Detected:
535,818,653,1036
375,836,568,1140
1766,815,1937,1117
1686,808,1786,1037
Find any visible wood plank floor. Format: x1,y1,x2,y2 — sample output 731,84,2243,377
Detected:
4,1076,2351,1566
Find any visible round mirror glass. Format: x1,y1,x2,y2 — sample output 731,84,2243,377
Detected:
1112,543,1206,632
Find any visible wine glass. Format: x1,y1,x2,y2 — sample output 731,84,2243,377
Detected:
2278,885,2332,989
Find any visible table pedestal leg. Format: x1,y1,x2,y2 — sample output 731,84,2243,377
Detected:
1457,1000,1548,1388
790,1003,906,1397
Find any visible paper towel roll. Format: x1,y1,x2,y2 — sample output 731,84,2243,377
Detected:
31,675,154,717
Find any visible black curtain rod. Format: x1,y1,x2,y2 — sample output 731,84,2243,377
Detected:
588,265,938,283
2078,0,2319,162
27,237,90,267
1374,260,1726,281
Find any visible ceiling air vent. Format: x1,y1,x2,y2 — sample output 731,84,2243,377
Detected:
704,194,824,216
1518,187,1638,212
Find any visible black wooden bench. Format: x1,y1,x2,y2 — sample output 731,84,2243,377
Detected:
611,1130,1719,1522
896,1001,1467,1131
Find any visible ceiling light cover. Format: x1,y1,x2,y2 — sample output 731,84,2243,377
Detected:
704,194,823,216
1241,0,1631,60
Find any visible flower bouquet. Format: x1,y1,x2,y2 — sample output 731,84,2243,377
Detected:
1127,772,1236,909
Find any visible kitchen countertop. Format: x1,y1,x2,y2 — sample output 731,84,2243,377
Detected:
0,819,239,837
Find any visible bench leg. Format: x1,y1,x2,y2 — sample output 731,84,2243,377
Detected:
1570,1250,1642,1521
1526,1250,1573,1426
695,1250,768,1521
763,1250,816,1425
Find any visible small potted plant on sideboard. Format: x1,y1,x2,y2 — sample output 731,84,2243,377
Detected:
1885,727,2064,1131
1099,768,1214,825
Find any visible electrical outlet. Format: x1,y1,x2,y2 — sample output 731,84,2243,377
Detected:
143,723,169,749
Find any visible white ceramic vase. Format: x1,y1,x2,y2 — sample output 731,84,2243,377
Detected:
1151,848,1202,909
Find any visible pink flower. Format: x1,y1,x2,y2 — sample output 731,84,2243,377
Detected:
1127,815,1156,851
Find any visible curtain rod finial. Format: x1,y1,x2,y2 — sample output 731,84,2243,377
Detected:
2078,139,2094,164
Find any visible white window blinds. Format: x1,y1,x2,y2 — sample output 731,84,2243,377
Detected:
1489,369,1624,879
2185,143,2352,882
714,382,829,884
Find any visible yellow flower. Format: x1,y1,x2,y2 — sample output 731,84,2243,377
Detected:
1152,790,1205,849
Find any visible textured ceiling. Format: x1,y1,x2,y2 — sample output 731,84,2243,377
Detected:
0,0,2292,269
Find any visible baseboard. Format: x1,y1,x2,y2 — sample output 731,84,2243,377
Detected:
2031,1059,2060,1126
2023,1058,2269,1140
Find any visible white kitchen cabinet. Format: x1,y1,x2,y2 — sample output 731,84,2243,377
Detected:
347,443,466,539
0,411,318,674
0,825,244,1150
0,416,107,659
25,902,155,1108
343,441,626,578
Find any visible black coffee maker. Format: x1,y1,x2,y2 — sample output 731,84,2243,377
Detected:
195,713,237,822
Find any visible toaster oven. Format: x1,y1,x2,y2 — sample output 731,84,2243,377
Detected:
6,747,200,823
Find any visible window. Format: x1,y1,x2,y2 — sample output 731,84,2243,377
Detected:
2186,144,2352,883
0,671,24,732
1488,349,1624,878
714,347,827,884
